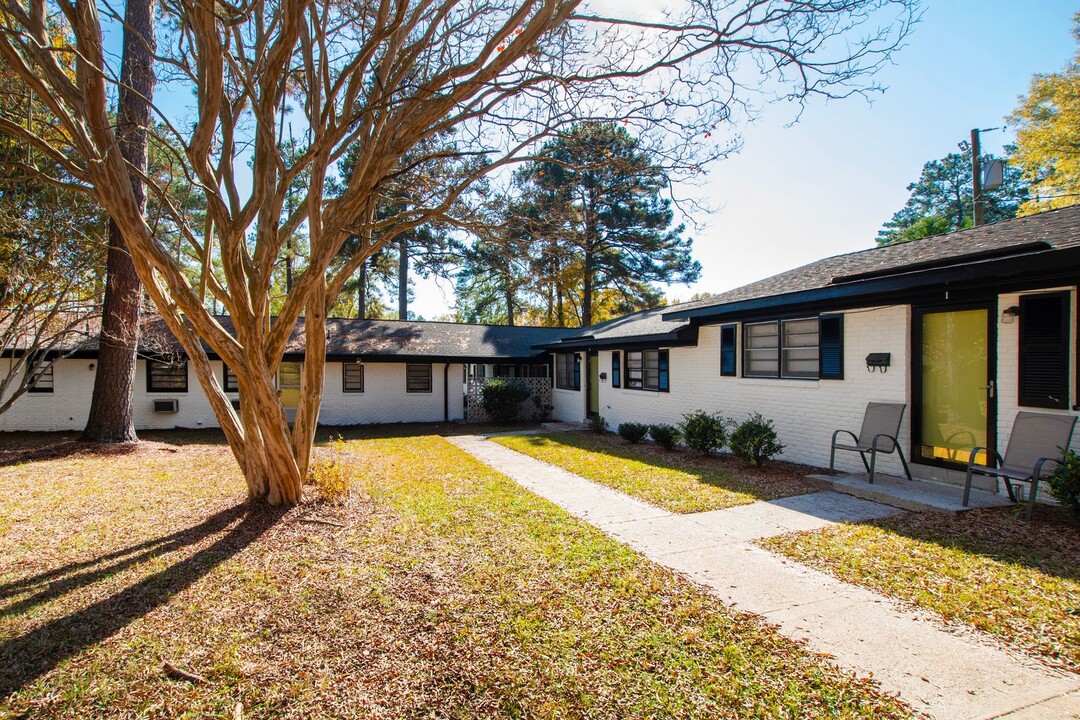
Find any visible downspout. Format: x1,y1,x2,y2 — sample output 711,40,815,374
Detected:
443,362,450,422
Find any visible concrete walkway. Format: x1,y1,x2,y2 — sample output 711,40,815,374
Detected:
448,434,1080,720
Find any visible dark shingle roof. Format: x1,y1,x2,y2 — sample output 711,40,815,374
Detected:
316,318,574,359
539,305,695,349
665,204,1080,320
14,315,577,361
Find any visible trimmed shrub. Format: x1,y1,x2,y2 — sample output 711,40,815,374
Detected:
618,422,649,443
680,409,729,455
589,415,609,433
649,424,681,451
729,413,785,467
1048,449,1080,521
307,435,351,503
531,396,554,422
481,378,532,422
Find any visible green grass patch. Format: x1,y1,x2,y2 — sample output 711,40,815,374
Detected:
0,432,911,718
493,432,813,513
760,508,1080,672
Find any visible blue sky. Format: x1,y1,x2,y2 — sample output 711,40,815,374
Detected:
411,1,1080,318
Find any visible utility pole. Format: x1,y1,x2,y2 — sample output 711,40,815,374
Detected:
971,128,984,227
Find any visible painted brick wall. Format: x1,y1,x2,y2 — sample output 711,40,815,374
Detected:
596,306,912,474
0,358,465,432
552,351,585,422
319,361,464,425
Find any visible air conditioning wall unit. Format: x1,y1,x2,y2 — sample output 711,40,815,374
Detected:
153,399,179,413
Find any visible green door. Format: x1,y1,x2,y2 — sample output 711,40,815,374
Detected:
916,306,994,466
588,352,600,417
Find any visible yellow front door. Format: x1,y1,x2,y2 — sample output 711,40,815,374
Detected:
278,362,302,411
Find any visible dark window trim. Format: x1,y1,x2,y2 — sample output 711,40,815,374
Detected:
1018,291,1070,409
147,359,189,393
343,362,365,393
623,348,669,392
406,363,432,393
26,359,54,393
555,353,580,391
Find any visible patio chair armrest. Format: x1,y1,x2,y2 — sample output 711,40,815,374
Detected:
967,447,1001,470
870,433,899,452
831,429,858,446
1033,456,1062,478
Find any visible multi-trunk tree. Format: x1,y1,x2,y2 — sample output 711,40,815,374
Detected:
0,0,917,505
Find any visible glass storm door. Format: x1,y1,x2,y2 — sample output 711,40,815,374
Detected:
916,307,993,466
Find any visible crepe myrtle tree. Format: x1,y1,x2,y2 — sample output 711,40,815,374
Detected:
0,0,917,505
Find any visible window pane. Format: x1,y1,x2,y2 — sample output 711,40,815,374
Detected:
745,323,778,348
223,366,239,392
27,361,53,393
783,318,819,347
278,362,302,388
644,350,660,390
406,363,431,392
343,363,364,393
745,350,778,376
782,347,820,378
148,360,188,391
626,351,643,388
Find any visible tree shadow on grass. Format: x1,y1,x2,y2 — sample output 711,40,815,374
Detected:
0,432,142,468
0,504,285,699
846,505,1080,583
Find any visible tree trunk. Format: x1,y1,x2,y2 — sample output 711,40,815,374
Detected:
398,236,408,319
82,0,156,443
505,288,515,326
357,258,367,319
582,248,593,328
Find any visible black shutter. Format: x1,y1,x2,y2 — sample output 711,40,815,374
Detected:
612,351,621,388
658,349,669,391
1019,293,1069,409
720,325,736,376
819,315,844,380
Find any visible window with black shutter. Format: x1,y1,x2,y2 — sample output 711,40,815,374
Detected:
1018,293,1069,409
720,325,736,376
819,315,844,380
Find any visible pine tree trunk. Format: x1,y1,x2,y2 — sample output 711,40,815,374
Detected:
398,237,408,319
82,0,156,443
357,260,367,319
582,248,593,328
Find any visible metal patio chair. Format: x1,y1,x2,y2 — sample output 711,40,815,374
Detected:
830,402,913,484
963,411,1077,520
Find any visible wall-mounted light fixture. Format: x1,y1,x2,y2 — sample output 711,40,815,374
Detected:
599,372,608,382
88,362,95,371
1001,305,1021,324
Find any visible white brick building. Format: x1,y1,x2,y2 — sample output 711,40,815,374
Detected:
5,205,1080,492
546,206,1080,485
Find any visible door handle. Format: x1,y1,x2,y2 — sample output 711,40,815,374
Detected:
979,380,995,398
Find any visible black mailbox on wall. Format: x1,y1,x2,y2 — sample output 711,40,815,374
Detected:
865,353,891,373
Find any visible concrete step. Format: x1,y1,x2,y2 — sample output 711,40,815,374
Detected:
805,471,1016,513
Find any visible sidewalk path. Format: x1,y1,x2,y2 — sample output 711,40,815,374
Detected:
448,434,1080,720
